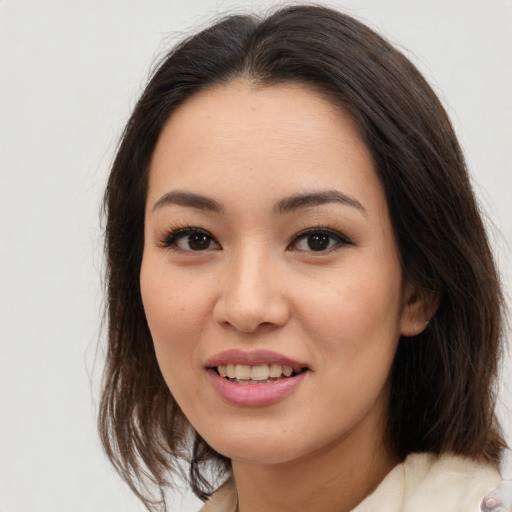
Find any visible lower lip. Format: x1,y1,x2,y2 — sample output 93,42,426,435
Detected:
207,369,308,407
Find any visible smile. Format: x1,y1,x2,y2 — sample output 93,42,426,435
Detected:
205,350,311,406
216,363,306,383
208,368,309,406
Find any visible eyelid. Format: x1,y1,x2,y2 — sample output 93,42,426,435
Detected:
158,226,221,251
157,224,352,252
288,226,354,251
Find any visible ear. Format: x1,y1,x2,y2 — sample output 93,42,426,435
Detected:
400,281,439,337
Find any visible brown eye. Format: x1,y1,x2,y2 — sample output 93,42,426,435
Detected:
186,232,213,251
306,233,331,251
161,227,221,252
290,227,353,252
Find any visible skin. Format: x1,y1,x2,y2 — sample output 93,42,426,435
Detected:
140,81,430,512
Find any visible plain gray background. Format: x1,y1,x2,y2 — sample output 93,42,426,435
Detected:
1,1,511,510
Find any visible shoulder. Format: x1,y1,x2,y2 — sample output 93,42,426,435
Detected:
402,452,501,512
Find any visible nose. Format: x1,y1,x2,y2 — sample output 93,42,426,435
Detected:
213,249,290,334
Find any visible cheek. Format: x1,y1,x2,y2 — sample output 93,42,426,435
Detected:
297,268,403,349
140,257,211,388
301,276,402,429
140,278,209,420
141,253,208,336
294,260,403,407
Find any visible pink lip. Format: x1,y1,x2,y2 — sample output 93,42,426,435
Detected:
207,368,309,407
205,350,311,407
205,349,308,372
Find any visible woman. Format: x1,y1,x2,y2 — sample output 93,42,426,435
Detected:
99,5,510,511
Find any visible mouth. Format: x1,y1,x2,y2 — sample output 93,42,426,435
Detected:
213,363,309,385
205,350,311,406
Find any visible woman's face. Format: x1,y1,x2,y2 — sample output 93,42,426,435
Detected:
140,81,423,465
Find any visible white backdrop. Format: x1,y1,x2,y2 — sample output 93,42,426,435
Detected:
0,1,510,511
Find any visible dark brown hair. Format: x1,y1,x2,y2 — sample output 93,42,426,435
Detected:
99,4,507,510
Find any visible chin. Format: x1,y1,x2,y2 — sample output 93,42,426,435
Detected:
197,421,337,467
196,424,305,465
218,442,304,466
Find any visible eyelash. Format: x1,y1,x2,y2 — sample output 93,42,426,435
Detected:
158,226,221,251
288,226,354,252
158,225,353,253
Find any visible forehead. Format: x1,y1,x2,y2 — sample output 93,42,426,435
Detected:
152,80,364,161
147,80,383,215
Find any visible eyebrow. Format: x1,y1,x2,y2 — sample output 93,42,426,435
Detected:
152,189,365,215
273,190,366,215
152,191,224,213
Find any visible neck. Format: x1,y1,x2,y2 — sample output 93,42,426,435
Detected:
231,415,400,512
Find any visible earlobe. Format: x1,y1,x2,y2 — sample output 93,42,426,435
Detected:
400,282,439,337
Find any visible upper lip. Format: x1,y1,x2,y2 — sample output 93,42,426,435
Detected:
205,349,309,372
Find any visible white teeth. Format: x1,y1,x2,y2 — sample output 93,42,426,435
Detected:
235,364,251,380
226,363,236,379
216,363,301,381
251,364,270,381
269,363,283,378
282,366,293,377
